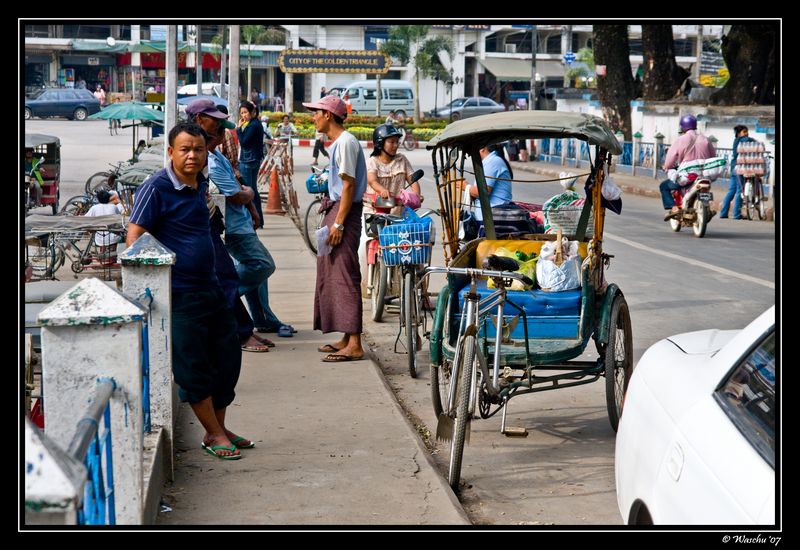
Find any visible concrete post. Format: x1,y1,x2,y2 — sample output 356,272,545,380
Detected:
654,133,665,179
229,26,241,124
632,131,642,177
120,233,177,480
165,26,178,167
561,138,568,166
38,278,147,525
25,418,86,525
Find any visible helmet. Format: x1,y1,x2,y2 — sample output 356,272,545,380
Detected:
371,124,403,157
679,114,697,132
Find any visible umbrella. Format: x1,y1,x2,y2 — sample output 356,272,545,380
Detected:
177,95,228,109
89,101,165,156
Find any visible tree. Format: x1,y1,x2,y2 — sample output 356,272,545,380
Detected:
381,25,453,123
593,25,636,140
641,25,689,101
710,24,776,105
565,47,595,87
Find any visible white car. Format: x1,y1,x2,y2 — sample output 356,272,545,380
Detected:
615,306,776,525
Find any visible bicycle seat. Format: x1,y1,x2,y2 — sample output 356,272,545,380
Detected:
482,254,520,272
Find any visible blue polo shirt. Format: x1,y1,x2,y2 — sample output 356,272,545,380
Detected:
208,149,254,235
474,151,512,221
129,164,218,293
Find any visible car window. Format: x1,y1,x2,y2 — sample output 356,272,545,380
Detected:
464,98,479,107
479,98,498,107
41,91,58,101
346,88,360,99
388,88,412,100
76,89,95,100
57,90,76,100
715,330,775,467
362,88,377,100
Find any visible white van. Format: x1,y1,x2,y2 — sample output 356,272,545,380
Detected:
343,79,415,117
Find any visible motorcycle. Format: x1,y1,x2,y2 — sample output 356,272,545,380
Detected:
667,174,715,238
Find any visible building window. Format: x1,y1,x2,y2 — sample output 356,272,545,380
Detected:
25,25,50,38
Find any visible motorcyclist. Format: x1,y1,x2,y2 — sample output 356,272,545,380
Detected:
659,114,716,220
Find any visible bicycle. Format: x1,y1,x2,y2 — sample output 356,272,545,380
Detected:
59,194,95,216
109,118,120,136
741,175,768,221
390,210,438,378
84,161,128,195
400,128,418,151
303,166,329,255
258,141,300,219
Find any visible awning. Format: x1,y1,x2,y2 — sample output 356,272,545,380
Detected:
478,57,532,81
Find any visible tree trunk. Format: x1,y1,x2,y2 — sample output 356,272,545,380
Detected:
710,24,776,105
642,25,689,101
594,25,635,140
414,67,421,124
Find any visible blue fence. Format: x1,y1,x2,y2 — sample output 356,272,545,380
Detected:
535,138,743,180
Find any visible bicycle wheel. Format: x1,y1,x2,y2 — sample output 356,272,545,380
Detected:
754,181,765,220
403,271,420,378
604,295,633,433
85,171,112,195
403,133,418,151
371,260,388,322
303,198,322,255
449,333,476,491
431,294,453,418
60,195,92,216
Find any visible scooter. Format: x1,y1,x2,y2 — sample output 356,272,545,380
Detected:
667,174,715,238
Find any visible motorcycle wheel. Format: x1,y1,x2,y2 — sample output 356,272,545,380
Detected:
693,205,709,238
669,216,681,232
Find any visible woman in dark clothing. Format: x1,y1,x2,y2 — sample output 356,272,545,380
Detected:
237,100,265,228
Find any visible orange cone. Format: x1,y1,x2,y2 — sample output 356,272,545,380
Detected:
264,167,286,216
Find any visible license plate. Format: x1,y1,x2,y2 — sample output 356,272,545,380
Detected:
699,192,712,201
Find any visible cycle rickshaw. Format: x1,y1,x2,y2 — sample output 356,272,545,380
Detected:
25,134,61,215
420,111,632,490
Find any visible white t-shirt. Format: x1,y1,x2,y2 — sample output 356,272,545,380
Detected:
85,202,124,246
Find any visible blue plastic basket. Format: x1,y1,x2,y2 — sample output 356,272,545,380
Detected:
305,173,328,194
379,222,432,266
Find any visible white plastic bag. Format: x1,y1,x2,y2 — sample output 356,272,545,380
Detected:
316,225,332,257
602,176,622,201
536,255,582,291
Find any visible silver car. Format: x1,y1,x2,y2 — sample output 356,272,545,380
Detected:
426,96,505,120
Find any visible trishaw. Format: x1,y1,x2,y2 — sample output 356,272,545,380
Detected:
25,134,61,215
421,111,633,490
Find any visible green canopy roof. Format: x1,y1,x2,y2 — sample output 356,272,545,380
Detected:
427,110,623,155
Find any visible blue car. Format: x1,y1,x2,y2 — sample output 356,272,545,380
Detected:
25,88,102,121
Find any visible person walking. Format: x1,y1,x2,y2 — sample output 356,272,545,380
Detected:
237,100,265,229
302,95,367,362
126,122,246,460
719,125,753,220
311,129,329,166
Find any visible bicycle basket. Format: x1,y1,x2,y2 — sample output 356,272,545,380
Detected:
379,222,432,266
305,172,328,194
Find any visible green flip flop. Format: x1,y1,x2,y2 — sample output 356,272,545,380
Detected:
230,435,256,449
201,442,242,460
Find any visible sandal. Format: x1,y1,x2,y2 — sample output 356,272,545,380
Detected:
322,353,365,363
318,344,343,353
277,324,295,338
252,334,276,348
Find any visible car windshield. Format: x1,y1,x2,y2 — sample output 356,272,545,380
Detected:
28,88,47,99
449,98,467,107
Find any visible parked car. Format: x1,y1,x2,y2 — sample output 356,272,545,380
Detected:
615,306,776,525
425,96,505,120
25,88,101,121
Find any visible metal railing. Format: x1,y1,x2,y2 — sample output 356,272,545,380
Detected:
69,378,116,525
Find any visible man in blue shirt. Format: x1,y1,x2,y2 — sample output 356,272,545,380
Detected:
127,122,245,460
459,143,514,221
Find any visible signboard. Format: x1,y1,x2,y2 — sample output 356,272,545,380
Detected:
564,51,576,65
432,25,491,31
88,57,100,66
278,49,391,74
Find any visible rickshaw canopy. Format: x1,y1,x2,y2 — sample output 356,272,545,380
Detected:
426,111,622,155
25,134,61,149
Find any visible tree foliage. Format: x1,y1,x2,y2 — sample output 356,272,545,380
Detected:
710,24,776,105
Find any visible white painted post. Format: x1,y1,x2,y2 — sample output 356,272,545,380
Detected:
654,133,665,179
119,233,176,481
561,138,568,166
632,132,642,177
24,418,86,525
38,278,147,525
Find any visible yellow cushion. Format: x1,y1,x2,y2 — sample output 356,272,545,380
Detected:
475,239,588,268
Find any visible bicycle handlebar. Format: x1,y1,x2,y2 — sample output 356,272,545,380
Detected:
418,265,534,289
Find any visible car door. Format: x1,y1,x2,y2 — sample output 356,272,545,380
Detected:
462,97,480,118
36,90,60,117
58,90,78,117
479,97,501,114
653,331,776,524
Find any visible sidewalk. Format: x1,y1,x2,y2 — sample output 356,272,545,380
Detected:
156,214,469,526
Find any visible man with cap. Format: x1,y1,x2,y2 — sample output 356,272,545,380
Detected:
303,94,368,362
127,121,247,460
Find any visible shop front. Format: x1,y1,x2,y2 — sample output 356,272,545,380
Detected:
116,51,221,99
59,54,116,91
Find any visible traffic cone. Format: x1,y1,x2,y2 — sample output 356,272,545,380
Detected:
264,167,286,216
